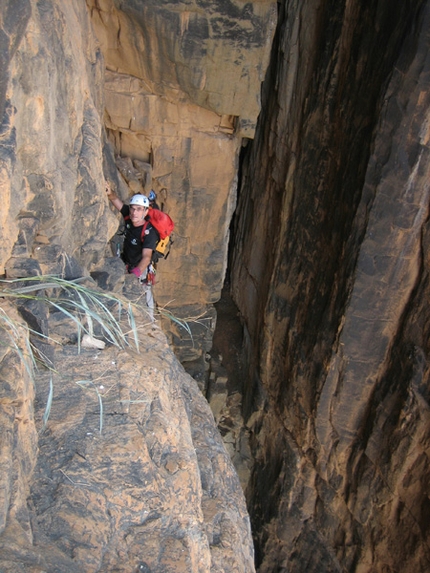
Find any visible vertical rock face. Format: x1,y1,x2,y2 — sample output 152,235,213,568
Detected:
2,0,429,571
88,0,276,137
103,68,240,363
87,0,276,364
0,303,37,544
231,0,430,571
0,0,271,571
0,0,118,277
1,0,275,365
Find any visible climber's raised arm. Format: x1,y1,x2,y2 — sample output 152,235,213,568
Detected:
105,180,123,211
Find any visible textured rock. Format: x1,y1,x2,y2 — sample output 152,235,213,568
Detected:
100,65,241,363
87,0,276,363
231,0,430,571
87,0,276,137
0,283,254,572
0,302,38,546
0,0,31,120
2,0,429,571
0,0,118,276
0,0,276,367
103,68,240,311
0,1,259,570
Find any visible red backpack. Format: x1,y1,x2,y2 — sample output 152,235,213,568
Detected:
146,208,174,240
142,209,174,260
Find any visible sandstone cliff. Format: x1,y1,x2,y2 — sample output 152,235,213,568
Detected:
1,0,430,572
0,0,266,571
88,0,276,366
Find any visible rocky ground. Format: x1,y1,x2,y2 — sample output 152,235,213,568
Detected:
0,277,255,573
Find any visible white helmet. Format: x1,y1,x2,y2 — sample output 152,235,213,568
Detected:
129,194,149,208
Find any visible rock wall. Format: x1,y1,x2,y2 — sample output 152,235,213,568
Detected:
86,0,276,365
231,0,430,571
2,0,429,571
1,0,119,279
103,67,240,363
87,0,276,138
0,0,263,571
1,0,275,363
0,302,38,547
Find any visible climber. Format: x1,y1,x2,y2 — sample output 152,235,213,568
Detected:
105,181,158,317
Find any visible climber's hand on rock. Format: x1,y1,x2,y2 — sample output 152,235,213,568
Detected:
105,180,113,197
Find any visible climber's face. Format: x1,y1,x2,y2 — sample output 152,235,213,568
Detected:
130,205,148,226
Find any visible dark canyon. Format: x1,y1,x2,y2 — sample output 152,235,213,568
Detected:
0,1,429,572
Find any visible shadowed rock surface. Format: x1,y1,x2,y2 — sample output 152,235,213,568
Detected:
231,0,430,571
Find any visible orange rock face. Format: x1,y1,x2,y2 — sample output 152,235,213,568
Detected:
0,0,275,570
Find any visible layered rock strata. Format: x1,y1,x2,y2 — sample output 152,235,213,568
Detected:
87,0,276,138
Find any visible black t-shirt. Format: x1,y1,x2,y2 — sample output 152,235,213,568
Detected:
120,205,159,268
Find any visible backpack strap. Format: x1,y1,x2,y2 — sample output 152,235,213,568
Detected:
124,214,148,241
141,220,149,241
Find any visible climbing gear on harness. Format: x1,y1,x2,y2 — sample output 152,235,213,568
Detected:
130,194,149,208
139,263,156,285
147,264,156,285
